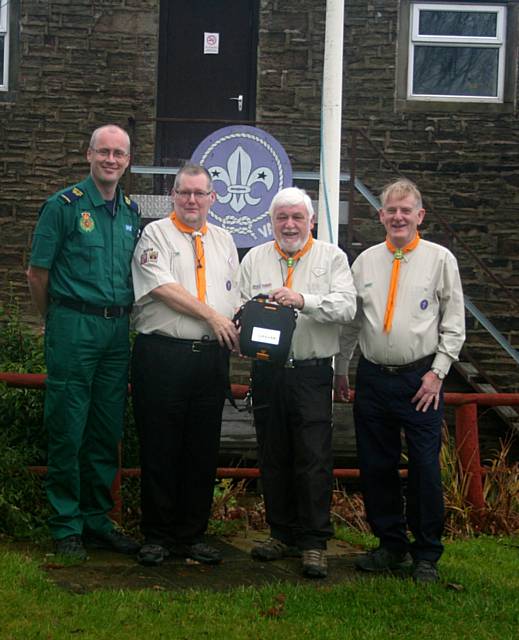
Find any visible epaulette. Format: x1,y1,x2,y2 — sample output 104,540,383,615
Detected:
60,186,84,205
124,195,140,216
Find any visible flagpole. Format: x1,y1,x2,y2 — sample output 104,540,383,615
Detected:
317,0,345,246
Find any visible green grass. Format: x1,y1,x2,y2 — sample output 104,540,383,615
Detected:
1,535,518,639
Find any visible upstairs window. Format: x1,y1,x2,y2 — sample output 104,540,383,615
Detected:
408,3,506,102
0,0,9,90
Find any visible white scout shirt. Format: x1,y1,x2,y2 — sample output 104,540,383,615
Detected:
240,239,357,360
131,217,239,340
335,239,465,376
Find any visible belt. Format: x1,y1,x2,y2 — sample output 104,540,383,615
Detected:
364,354,434,375
55,297,131,319
286,357,332,368
147,333,219,353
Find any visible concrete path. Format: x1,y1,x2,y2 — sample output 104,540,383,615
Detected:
11,532,363,593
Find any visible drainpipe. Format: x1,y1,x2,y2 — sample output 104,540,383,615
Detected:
317,0,345,247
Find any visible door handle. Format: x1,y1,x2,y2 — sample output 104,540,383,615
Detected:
228,94,244,112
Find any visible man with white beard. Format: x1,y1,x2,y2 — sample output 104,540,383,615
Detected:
240,187,357,579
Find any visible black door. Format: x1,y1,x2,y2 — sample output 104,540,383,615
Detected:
156,0,259,166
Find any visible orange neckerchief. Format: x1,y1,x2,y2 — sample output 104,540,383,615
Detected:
170,212,208,302
383,233,420,333
274,236,314,289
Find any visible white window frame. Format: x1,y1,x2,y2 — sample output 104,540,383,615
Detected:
0,0,9,91
408,3,507,103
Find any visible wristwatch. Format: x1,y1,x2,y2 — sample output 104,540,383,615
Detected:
431,368,446,380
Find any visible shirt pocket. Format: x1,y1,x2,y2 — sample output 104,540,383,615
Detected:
73,232,106,280
308,266,329,294
121,234,135,257
410,284,439,319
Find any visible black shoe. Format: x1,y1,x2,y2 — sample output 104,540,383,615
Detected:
355,547,412,573
83,529,140,555
137,543,170,567
251,537,302,561
172,542,222,565
412,560,439,583
302,549,328,579
55,535,87,561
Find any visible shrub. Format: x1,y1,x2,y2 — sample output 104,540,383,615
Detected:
0,294,45,373
0,432,49,538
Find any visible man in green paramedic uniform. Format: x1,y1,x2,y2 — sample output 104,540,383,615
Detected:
27,124,140,559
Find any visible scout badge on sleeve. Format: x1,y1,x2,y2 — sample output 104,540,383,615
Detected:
234,294,297,365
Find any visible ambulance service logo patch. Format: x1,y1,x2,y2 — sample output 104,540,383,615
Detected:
79,212,95,233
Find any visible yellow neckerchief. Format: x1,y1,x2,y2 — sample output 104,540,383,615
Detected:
383,232,420,333
274,236,314,289
170,212,208,302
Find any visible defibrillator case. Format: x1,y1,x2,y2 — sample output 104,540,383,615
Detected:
235,294,297,365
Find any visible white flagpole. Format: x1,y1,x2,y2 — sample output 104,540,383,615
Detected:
317,0,345,246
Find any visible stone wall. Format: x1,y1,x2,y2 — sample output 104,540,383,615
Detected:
0,0,159,312
256,0,325,174
342,0,519,391
256,0,519,280
255,0,519,391
2,0,519,388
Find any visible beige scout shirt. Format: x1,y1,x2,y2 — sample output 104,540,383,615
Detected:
335,239,465,377
240,239,357,360
131,217,239,339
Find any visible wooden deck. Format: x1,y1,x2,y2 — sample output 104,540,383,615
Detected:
220,400,358,466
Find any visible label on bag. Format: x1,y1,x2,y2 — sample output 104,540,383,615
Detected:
251,326,281,345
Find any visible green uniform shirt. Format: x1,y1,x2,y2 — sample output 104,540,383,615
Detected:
30,175,140,307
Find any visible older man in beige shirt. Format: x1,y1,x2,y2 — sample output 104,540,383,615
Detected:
240,186,357,579
335,178,465,583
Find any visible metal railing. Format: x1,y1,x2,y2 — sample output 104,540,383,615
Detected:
2,372,517,523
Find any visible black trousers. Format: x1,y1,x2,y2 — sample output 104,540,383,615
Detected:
354,356,445,562
131,333,227,545
251,361,334,550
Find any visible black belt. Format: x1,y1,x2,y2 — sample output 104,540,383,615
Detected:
364,354,434,375
146,333,219,353
286,357,332,368
55,297,131,319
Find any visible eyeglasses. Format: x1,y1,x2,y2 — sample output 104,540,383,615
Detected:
90,147,129,160
174,189,212,201
384,207,418,215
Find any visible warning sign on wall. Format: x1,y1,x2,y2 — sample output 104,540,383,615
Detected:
204,32,219,54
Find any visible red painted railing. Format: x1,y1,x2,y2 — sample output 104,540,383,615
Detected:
2,372,518,522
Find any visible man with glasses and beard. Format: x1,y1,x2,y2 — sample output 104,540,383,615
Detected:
131,163,239,567
240,187,357,579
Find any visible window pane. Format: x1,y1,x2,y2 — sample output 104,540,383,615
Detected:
419,10,497,37
0,35,4,86
413,46,498,96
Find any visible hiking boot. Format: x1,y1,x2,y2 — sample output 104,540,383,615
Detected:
355,547,412,573
302,549,328,579
55,535,87,561
137,543,170,567
251,537,302,561
83,529,140,555
412,560,439,583
171,542,222,565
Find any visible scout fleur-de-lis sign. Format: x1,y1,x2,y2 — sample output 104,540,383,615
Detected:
191,125,293,248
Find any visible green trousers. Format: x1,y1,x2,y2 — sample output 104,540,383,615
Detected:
44,303,130,540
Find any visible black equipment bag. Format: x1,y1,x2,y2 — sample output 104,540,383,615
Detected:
234,294,298,365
